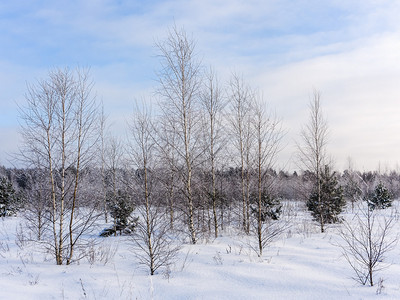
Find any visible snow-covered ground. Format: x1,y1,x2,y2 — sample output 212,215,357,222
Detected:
1,201,400,300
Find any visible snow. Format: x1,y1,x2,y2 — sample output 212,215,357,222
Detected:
1,201,400,299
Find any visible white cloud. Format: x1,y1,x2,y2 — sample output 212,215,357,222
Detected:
252,33,400,171
1,0,400,170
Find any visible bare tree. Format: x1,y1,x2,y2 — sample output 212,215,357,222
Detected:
338,202,397,286
132,205,180,275
228,73,254,233
342,169,363,212
19,67,99,265
23,167,50,241
99,103,109,222
200,68,226,238
156,26,203,244
252,96,284,256
297,89,329,233
104,135,124,235
128,102,180,275
157,122,179,230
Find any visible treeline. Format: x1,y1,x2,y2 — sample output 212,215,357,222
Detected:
2,165,400,202
2,164,400,223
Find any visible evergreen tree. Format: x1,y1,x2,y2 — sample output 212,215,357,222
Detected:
101,190,137,236
307,165,345,226
251,190,282,222
0,176,19,217
367,182,392,210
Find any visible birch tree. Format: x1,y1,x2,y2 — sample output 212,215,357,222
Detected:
297,90,329,233
156,26,203,244
252,97,283,256
228,73,254,233
19,67,99,265
338,202,397,286
200,68,226,238
104,135,124,235
23,167,50,241
99,103,109,222
129,103,180,275
157,122,179,229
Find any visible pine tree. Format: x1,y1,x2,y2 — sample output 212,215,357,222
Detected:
307,165,345,227
251,190,282,222
368,182,392,210
101,190,137,236
0,177,19,217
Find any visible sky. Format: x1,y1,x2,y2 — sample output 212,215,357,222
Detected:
1,0,400,172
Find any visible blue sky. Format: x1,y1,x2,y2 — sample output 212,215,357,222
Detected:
1,0,400,171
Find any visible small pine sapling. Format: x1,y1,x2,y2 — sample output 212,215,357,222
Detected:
307,165,345,227
251,191,282,222
367,182,393,210
0,177,19,217
100,190,137,236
